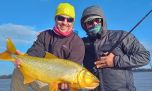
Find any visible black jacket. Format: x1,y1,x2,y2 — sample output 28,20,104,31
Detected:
27,29,85,64
81,6,150,91
82,30,150,91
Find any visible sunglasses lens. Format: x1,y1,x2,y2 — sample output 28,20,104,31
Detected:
86,18,102,25
56,16,74,23
95,18,102,23
86,21,93,25
56,16,65,21
67,18,74,22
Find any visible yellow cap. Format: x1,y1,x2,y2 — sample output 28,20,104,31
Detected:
56,3,75,18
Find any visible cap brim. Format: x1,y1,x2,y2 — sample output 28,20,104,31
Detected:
84,16,102,23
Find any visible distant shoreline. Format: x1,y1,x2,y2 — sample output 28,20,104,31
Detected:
132,69,152,72
0,74,12,79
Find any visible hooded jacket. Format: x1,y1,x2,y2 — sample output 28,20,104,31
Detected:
82,6,150,91
27,30,85,64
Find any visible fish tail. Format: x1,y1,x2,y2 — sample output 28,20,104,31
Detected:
0,38,16,61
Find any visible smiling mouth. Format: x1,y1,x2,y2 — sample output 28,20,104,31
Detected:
60,26,68,29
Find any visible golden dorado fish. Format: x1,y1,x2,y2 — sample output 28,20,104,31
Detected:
0,39,99,91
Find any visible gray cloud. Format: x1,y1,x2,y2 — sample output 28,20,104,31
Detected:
0,23,38,51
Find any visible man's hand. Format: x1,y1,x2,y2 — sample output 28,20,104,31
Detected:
13,50,23,68
58,82,69,90
15,50,24,55
94,52,115,68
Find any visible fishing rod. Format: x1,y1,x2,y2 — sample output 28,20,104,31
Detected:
107,9,152,55
95,9,152,91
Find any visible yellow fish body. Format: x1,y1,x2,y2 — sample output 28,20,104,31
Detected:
0,39,99,91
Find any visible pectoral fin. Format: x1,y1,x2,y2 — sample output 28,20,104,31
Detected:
23,74,35,84
21,70,35,84
49,82,58,91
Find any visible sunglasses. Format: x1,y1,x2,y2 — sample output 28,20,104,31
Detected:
85,18,103,26
56,15,74,23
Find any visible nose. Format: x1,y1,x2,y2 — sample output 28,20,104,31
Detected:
62,18,68,24
92,21,98,26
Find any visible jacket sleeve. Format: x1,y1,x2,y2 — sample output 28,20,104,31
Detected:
113,33,150,69
68,37,85,65
26,32,46,57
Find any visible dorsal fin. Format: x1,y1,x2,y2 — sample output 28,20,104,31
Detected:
45,52,58,59
6,38,16,54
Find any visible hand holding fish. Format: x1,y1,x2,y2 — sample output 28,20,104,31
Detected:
13,50,22,68
14,50,71,90
0,39,99,91
59,83,69,90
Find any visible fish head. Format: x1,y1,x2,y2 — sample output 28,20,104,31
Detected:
78,69,99,89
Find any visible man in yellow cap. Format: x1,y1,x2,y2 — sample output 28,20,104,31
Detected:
11,3,85,91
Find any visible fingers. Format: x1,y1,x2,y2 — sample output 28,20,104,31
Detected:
15,50,24,55
59,83,69,90
61,83,67,89
13,59,21,68
94,60,107,68
94,56,108,68
13,50,22,68
15,50,21,55
94,53,115,68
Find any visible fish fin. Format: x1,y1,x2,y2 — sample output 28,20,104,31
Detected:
19,65,35,84
0,38,17,61
45,52,58,59
21,69,35,84
6,38,16,54
0,51,14,61
49,82,58,91
23,74,35,84
71,88,78,91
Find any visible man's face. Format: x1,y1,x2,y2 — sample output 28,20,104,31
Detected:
55,15,74,32
85,18,102,30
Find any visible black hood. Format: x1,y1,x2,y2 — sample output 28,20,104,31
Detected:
81,5,107,38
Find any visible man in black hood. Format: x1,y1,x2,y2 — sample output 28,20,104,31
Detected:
81,5,150,91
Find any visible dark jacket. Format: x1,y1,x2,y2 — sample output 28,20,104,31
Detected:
83,30,150,91
27,29,85,64
82,6,150,91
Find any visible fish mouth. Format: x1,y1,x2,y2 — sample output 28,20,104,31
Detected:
85,82,99,89
77,69,100,89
